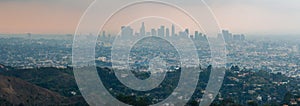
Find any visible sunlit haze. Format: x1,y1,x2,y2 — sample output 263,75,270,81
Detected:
0,0,300,35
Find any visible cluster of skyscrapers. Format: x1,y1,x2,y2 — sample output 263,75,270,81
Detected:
100,22,246,42
219,30,246,42
119,22,208,41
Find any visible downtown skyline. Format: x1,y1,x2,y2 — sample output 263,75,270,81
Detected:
0,0,300,35
101,22,245,42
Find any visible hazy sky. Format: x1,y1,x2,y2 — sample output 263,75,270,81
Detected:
0,0,299,35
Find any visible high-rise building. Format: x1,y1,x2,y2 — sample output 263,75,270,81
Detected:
158,26,165,37
121,26,125,30
185,28,189,36
190,35,194,39
218,33,223,40
195,31,199,37
241,34,246,41
179,31,186,37
166,28,170,37
172,24,175,37
146,32,151,36
121,26,133,37
151,28,157,36
140,22,146,36
102,31,106,37
233,34,241,41
194,31,199,40
203,35,207,41
134,32,139,36
222,30,233,42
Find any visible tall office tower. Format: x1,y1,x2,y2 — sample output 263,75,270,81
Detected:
151,28,157,36
100,31,106,41
166,28,170,37
146,32,151,36
102,31,106,37
185,28,189,36
233,34,241,41
121,26,133,37
171,24,175,36
203,35,208,41
194,31,199,39
158,26,165,37
121,26,125,36
199,33,204,40
121,26,125,30
217,33,223,40
140,22,146,36
222,30,232,42
157,28,161,36
179,31,186,37
190,35,194,39
241,34,246,41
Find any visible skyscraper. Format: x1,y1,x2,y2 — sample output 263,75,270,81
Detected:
166,28,170,37
121,26,133,37
158,26,165,37
102,31,106,37
179,31,186,37
185,28,189,36
233,34,241,41
140,22,146,36
241,34,246,41
171,24,175,37
151,28,157,36
146,32,151,36
194,31,199,40
222,30,233,42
